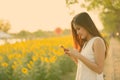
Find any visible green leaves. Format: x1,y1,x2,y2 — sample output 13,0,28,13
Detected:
65,0,120,33
66,0,78,7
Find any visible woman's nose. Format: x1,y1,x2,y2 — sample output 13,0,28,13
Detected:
77,30,80,35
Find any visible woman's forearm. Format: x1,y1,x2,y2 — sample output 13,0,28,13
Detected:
76,55,103,74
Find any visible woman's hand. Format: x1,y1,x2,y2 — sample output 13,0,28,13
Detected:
59,45,80,58
64,48,80,58
59,45,71,56
60,46,79,64
63,49,71,56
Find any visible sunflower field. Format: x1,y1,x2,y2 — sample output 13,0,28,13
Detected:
0,35,76,80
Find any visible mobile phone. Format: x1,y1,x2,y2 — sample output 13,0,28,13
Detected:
59,45,69,51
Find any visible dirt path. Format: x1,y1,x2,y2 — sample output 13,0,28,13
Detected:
104,38,120,80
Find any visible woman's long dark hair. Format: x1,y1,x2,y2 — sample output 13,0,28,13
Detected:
71,12,108,57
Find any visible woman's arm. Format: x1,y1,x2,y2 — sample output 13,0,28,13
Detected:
65,38,106,74
60,45,78,64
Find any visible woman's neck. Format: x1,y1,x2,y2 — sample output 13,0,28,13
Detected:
86,34,94,41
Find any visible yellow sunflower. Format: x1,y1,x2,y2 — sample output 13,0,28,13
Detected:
22,67,28,74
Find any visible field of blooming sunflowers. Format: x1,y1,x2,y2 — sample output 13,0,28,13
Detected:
0,35,76,80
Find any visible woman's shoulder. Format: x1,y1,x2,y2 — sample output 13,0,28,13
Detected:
89,36,103,44
91,36,105,48
94,37,104,42
93,37,106,49
91,36,104,43
93,36,103,40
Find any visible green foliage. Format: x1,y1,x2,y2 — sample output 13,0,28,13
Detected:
65,0,120,33
13,29,71,39
66,0,78,7
100,12,118,32
83,0,120,33
33,30,47,37
58,55,76,75
63,29,71,35
17,30,32,38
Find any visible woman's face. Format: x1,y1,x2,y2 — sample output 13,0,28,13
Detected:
73,24,88,39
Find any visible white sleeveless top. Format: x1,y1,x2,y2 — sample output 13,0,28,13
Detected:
75,37,104,80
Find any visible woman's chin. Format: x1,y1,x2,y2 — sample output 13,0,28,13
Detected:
81,36,85,39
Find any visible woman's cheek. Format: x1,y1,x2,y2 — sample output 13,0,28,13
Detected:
81,35,85,39
81,32,87,39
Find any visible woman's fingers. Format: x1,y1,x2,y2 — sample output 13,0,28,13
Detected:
64,50,71,56
59,45,69,51
64,48,69,51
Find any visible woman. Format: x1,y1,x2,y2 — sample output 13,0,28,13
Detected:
62,12,107,80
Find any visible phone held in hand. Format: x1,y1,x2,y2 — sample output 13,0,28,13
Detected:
59,45,69,51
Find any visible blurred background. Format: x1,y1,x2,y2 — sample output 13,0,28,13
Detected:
0,0,120,80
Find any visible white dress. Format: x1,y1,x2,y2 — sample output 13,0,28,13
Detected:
75,37,104,80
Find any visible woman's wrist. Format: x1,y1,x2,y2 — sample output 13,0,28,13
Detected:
69,49,80,57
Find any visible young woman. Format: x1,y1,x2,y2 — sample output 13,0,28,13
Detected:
62,12,107,80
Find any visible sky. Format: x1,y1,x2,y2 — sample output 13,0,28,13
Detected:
0,0,103,33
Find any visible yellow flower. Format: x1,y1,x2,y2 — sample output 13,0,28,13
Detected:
15,54,22,58
0,56,3,61
40,56,45,62
1,62,8,67
32,56,38,61
45,58,49,63
8,54,13,60
27,63,32,69
22,68,28,74
13,61,17,64
12,64,17,70
49,56,56,63
30,61,33,65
